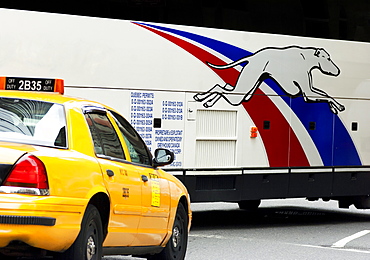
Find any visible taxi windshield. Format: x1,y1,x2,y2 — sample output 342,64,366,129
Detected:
0,97,67,148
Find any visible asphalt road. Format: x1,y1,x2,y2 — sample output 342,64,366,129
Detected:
104,199,370,260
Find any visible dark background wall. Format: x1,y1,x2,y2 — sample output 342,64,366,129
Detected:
2,0,370,42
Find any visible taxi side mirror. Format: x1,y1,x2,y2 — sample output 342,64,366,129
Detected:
153,148,174,167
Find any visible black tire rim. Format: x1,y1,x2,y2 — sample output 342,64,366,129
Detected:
85,216,100,260
86,234,96,260
172,225,181,248
170,207,187,258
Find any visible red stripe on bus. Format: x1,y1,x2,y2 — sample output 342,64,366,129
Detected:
135,23,309,167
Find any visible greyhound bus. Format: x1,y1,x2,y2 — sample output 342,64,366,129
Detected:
1,8,370,209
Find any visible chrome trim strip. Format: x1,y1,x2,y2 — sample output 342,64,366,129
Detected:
186,170,243,176
290,168,332,173
334,167,370,172
0,186,50,196
243,169,289,174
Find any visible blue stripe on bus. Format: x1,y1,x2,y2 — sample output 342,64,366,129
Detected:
137,22,362,166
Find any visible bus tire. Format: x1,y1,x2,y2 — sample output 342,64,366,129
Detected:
354,195,370,209
55,204,103,260
238,200,261,210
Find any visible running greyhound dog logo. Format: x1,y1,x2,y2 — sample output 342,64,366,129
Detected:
194,46,345,114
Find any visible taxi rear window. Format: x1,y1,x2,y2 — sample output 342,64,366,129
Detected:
0,97,67,148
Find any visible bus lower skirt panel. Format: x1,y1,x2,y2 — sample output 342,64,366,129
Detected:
176,168,370,203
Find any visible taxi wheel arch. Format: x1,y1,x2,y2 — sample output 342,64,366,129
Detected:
89,193,110,239
54,204,104,260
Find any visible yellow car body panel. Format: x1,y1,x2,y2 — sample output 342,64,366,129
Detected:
0,194,85,251
0,89,191,257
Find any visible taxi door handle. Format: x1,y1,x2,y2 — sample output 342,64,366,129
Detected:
106,169,114,177
141,175,148,182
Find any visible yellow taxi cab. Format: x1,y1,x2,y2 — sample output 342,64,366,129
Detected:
0,77,191,260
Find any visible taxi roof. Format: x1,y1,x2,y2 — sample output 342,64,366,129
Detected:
0,90,86,103
0,90,113,112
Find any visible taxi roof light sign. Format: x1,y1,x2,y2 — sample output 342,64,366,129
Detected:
0,77,64,94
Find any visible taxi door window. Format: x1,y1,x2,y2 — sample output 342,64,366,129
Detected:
109,110,152,166
84,113,125,160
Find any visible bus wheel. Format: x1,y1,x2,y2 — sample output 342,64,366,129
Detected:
55,204,103,260
238,200,261,210
148,203,188,260
354,196,370,209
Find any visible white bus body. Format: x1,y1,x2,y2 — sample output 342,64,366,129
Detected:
1,8,370,208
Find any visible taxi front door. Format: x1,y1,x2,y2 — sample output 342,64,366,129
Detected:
133,166,171,246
